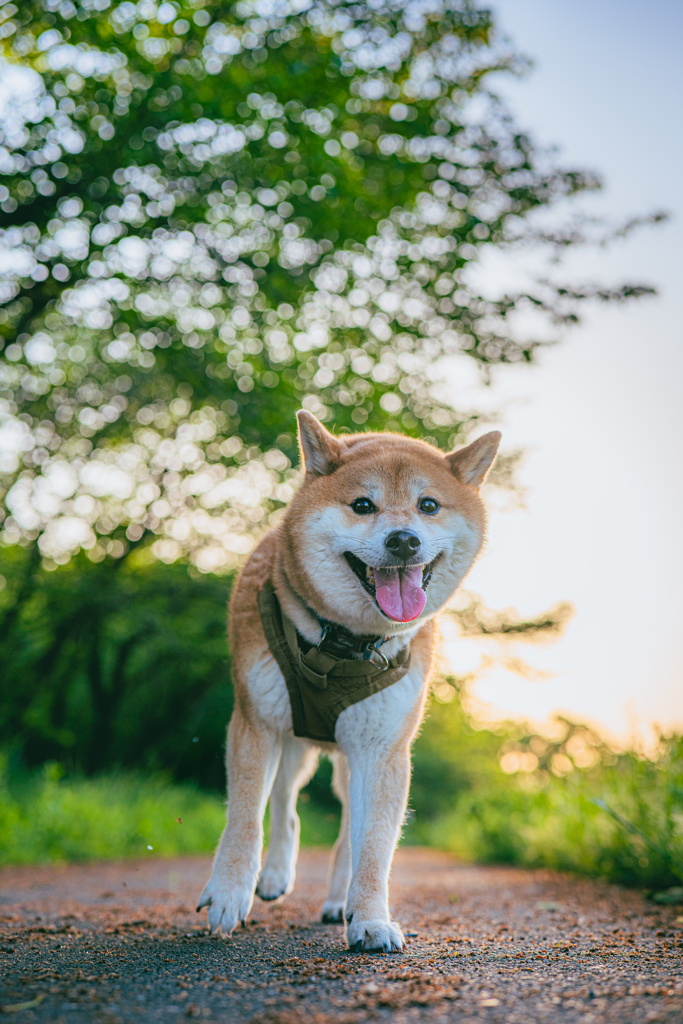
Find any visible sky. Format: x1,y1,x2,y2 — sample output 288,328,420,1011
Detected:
441,0,683,743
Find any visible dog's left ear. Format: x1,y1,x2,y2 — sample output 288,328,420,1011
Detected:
445,431,501,489
296,410,342,477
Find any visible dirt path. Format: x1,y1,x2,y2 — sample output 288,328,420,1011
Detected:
1,848,682,1023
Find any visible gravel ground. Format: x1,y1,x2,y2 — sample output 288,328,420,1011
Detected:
1,848,682,1023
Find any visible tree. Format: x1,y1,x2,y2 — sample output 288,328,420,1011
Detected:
0,0,658,775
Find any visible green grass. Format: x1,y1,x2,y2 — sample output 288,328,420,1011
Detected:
2,684,681,896
407,682,683,894
0,760,339,866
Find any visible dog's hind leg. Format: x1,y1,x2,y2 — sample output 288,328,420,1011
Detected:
321,752,351,924
256,733,318,902
197,709,281,936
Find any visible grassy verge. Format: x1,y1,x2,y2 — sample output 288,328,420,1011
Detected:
407,681,683,894
0,761,339,866
2,684,681,895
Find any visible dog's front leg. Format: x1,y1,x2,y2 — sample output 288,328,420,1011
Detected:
197,709,280,936
342,737,411,952
336,662,428,953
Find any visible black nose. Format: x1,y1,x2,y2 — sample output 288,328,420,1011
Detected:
385,530,421,561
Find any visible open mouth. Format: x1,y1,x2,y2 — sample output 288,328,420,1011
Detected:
344,552,439,623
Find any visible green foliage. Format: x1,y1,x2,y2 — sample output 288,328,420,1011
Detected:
408,686,683,892
0,759,226,864
0,542,233,786
0,757,338,865
2,688,681,896
0,0,654,573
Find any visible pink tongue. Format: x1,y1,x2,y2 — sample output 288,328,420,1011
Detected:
373,565,426,622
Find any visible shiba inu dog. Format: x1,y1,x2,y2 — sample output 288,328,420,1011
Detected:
197,411,501,952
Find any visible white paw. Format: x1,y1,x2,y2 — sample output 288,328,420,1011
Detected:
321,899,346,924
196,874,254,936
346,917,405,953
255,861,294,902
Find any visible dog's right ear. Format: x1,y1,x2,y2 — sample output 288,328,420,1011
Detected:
296,410,342,477
445,431,501,489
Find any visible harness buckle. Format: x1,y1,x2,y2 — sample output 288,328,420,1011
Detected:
316,621,389,669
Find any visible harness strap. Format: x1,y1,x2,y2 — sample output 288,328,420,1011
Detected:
257,581,411,742
281,613,335,688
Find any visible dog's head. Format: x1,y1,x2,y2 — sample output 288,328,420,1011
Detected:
278,411,501,636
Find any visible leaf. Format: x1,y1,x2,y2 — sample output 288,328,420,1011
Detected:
651,887,683,905
1,994,46,1012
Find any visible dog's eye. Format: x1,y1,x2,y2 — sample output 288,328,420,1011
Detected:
350,497,376,515
418,497,440,515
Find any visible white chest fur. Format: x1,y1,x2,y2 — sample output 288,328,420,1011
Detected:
245,645,426,749
246,653,293,733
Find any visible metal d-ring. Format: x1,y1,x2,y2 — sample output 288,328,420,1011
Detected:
316,624,333,653
365,644,390,670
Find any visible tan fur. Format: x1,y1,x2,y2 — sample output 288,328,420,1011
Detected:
198,414,500,951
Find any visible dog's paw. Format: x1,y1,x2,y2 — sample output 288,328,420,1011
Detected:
346,918,405,953
321,900,345,924
196,875,254,937
255,863,294,903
